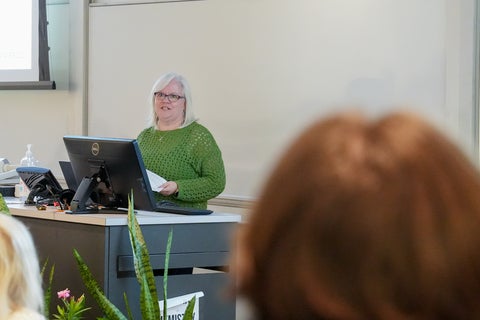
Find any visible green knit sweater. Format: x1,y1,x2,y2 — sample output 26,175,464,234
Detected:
137,121,226,209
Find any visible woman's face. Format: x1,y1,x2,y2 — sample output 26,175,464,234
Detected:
154,79,186,126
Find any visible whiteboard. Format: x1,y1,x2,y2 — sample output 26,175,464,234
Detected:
88,0,473,200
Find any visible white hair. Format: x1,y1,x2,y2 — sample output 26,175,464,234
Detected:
147,72,197,128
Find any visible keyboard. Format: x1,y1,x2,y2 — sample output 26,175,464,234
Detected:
154,202,212,215
64,203,213,215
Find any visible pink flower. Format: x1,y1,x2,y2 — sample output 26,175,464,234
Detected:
57,288,71,299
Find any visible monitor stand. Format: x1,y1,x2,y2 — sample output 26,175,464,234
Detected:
69,176,99,214
68,163,123,214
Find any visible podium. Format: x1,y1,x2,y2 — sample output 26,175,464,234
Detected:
9,205,241,319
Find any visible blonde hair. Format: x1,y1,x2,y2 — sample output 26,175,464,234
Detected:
0,214,44,318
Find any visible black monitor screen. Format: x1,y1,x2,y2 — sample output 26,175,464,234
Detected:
63,135,156,213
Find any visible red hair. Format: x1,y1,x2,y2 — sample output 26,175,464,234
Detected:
234,112,480,319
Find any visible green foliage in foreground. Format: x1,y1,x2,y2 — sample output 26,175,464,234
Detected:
0,193,10,215
74,192,196,319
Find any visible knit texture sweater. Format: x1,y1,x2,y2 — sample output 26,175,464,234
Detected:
137,121,226,209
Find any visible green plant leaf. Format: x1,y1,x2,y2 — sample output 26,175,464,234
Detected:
46,265,55,317
183,296,196,320
40,258,54,318
72,191,179,320
140,276,158,318
163,228,173,320
52,304,66,319
127,192,160,319
0,193,10,215
73,249,128,320
123,292,134,320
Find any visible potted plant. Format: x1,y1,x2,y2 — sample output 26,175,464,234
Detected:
73,192,196,320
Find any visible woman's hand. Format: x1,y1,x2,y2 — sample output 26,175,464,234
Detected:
159,181,178,196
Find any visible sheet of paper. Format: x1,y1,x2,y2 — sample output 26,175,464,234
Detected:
146,169,166,192
0,169,18,181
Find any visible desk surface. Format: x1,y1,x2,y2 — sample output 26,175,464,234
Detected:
8,204,242,226
11,204,239,319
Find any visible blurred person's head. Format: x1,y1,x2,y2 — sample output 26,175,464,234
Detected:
0,214,44,319
233,111,480,319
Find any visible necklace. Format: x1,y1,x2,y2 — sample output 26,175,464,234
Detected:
158,130,172,142
158,132,167,142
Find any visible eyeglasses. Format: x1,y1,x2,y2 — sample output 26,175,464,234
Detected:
154,91,185,102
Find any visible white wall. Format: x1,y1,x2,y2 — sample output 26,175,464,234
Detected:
0,0,477,213
88,0,478,202
0,0,87,179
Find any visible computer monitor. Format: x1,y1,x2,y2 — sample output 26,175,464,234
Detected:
16,166,64,205
58,160,79,191
63,135,156,214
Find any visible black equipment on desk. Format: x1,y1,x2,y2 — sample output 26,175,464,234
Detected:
63,136,153,214
155,200,212,215
63,136,213,215
16,166,74,208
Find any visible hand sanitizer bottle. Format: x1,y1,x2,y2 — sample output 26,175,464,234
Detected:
16,144,39,201
20,144,39,167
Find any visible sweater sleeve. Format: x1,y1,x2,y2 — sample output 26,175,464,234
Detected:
175,128,226,203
